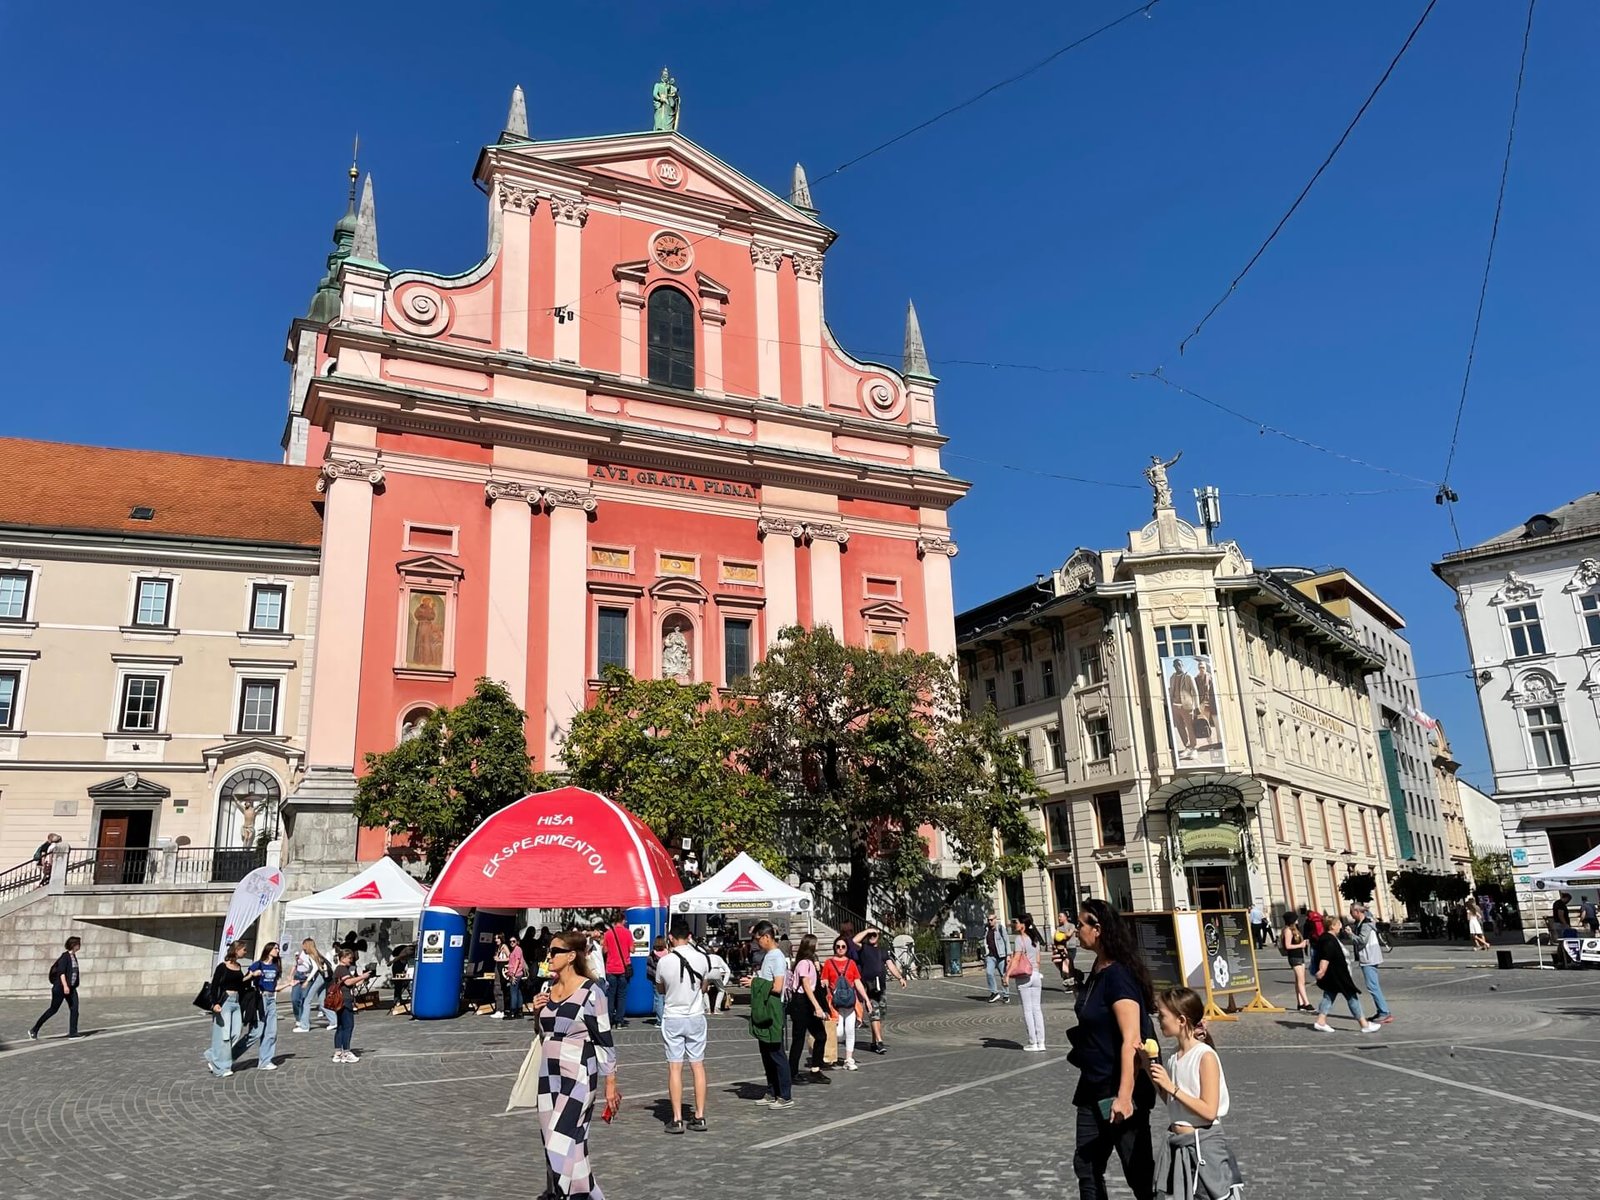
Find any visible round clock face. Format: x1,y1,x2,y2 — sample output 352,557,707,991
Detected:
652,232,692,272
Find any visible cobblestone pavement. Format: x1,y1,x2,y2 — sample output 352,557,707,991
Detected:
2,950,1598,1199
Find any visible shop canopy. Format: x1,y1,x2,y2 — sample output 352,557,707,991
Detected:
282,855,428,922
670,852,813,915
1533,844,1600,887
426,786,680,911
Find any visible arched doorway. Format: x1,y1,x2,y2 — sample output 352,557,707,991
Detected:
213,767,281,883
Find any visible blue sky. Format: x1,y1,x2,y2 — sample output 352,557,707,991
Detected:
3,1,1596,789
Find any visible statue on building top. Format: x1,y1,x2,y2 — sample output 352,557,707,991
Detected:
653,68,681,131
1144,450,1183,510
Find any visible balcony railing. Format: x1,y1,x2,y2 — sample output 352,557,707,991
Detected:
58,845,267,888
0,858,46,904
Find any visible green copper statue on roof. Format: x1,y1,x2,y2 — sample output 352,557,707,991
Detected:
653,67,680,131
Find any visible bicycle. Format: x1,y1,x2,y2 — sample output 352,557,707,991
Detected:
892,937,934,982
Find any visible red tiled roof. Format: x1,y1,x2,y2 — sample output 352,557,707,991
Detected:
0,437,324,548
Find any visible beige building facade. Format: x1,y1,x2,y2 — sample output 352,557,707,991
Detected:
1431,721,1475,875
956,471,1398,926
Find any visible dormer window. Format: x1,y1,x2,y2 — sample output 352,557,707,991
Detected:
1524,514,1559,537
647,286,695,390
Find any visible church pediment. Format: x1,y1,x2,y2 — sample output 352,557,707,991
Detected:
486,132,831,236
87,772,172,801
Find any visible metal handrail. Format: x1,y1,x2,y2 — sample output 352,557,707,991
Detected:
0,857,45,903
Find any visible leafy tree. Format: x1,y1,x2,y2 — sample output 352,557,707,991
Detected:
742,624,1046,918
1387,866,1471,915
1471,849,1513,897
560,667,780,868
1338,871,1377,905
354,678,549,878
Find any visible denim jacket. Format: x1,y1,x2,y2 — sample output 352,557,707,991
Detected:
982,924,1011,961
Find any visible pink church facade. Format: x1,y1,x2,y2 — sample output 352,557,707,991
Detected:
281,89,967,869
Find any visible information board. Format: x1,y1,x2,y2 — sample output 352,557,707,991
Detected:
1129,912,1185,993
1201,909,1259,996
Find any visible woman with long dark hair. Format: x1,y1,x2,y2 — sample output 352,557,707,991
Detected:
787,933,828,1081
1067,898,1156,1200
1011,912,1047,1051
204,939,252,1078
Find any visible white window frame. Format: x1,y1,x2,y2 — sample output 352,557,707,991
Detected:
236,678,282,737
1043,723,1063,771
0,655,33,731
1576,591,1600,649
124,570,180,632
131,576,175,629
1503,601,1547,659
0,564,40,625
116,673,166,733
243,579,293,636
1523,702,1570,769
1084,714,1113,762
1040,658,1057,698
1077,642,1105,686
594,601,635,677
721,613,755,688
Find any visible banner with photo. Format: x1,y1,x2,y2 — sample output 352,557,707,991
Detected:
1161,654,1226,769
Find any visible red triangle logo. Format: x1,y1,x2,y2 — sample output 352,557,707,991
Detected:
343,880,382,900
726,872,762,893
269,873,282,885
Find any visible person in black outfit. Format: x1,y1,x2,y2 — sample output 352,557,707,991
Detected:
30,936,83,1040
1066,898,1155,1200
1310,914,1379,1033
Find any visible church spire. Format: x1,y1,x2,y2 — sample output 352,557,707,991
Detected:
790,162,814,211
306,140,361,323
351,173,381,266
505,84,529,139
903,300,932,379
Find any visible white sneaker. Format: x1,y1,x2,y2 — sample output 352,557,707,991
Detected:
1024,1043,1047,1052
343,1052,360,1062
214,1068,234,1077
844,1059,858,1071
1312,1023,1335,1034
489,1012,505,1020
1360,1022,1382,1033
293,1026,310,1033
258,1062,278,1071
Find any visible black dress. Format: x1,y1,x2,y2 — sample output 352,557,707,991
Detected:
1312,932,1360,997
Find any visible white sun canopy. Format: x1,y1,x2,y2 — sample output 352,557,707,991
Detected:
1533,844,1600,888
282,856,429,921
669,852,813,915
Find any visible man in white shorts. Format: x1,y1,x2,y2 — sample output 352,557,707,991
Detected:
655,919,721,1134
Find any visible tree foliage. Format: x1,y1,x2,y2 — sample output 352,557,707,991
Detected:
1338,871,1377,904
1387,866,1471,913
742,624,1046,918
354,678,549,878
560,667,781,869
1470,849,1513,895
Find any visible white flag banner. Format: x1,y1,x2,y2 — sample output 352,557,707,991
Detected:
217,865,286,961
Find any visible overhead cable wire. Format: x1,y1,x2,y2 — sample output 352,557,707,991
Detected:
1439,0,1537,522
808,1,1166,188
1178,0,1440,353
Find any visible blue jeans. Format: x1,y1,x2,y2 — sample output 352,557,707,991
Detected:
304,974,331,1026
606,972,629,1023
290,979,309,1027
247,994,279,1064
333,1005,355,1052
984,955,1011,998
1361,963,1390,1018
1317,990,1363,1022
206,995,242,1073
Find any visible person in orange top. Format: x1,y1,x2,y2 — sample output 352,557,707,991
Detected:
819,936,871,1071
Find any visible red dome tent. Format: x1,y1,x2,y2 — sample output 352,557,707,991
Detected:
426,785,681,910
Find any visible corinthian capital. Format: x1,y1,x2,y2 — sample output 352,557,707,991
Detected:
916,535,959,559
316,459,385,494
484,480,539,506
542,486,599,513
790,251,823,282
547,193,589,227
749,242,785,272
499,183,538,214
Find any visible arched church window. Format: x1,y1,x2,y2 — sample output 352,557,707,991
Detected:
647,286,695,391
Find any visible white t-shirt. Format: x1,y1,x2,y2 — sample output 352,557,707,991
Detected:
656,944,719,1018
1165,1042,1229,1127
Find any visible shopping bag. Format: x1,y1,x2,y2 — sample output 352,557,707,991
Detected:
506,1032,545,1112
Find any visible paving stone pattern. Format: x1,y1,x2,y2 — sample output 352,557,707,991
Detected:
1,949,1597,1198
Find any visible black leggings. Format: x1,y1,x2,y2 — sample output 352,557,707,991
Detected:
1072,1102,1153,1200
787,993,824,1071
32,984,79,1037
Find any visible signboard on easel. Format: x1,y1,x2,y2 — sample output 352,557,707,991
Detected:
1128,910,1207,994
1198,908,1282,1020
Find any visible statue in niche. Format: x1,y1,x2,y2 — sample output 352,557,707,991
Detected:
662,620,692,678
653,67,681,131
1144,450,1183,510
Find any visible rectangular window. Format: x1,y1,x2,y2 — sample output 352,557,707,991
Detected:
1294,791,1310,847
1044,724,1064,771
1045,802,1072,852
1011,669,1026,707
1085,715,1113,761
1361,810,1373,856
1155,624,1210,660
1581,595,1600,647
1040,659,1057,698
1317,799,1330,848
1278,855,1295,907
249,584,287,633
1340,804,1352,851
118,675,163,732
0,570,31,621
1077,643,1105,685
1526,704,1569,768
1094,792,1125,848
237,679,280,736
1304,858,1319,909
1268,785,1285,841
1505,604,1546,657
132,578,172,628
1050,868,1078,920
983,678,997,709
597,607,629,673
0,669,18,729
723,618,752,684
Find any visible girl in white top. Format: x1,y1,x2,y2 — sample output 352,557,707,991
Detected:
1148,986,1229,1131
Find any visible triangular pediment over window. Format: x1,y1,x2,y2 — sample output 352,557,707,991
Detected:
395,555,465,581
861,600,911,623
87,772,172,801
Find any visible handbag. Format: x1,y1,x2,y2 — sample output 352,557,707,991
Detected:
192,981,216,1012
1006,949,1033,980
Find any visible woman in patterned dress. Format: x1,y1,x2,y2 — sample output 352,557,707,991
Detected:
532,930,620,1198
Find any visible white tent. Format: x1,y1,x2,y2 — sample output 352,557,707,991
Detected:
1533,844,1600,887
282,856,429,921
669,852,813,915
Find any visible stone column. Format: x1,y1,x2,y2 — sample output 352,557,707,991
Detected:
542,485,597,768
806,523,849,636
485,482,537,707
750,242,784,399
550,194,588,363
917,535,960,657
758,517,804,640
698,274,729,398
792,252,824,409
498,183,537,355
